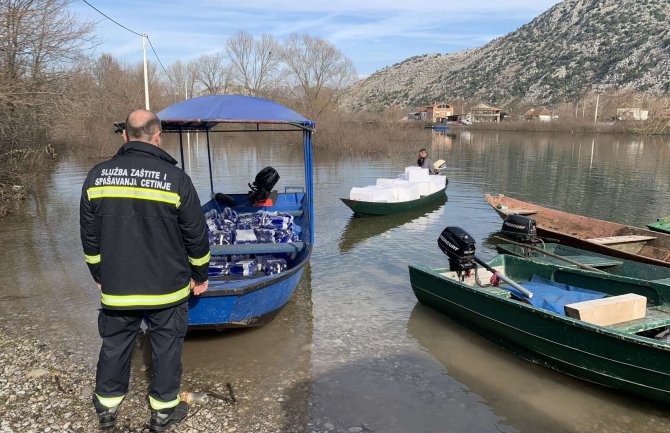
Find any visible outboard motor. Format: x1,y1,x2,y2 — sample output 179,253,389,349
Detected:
501,215,538,243
438,226,476,276
248,166,280,205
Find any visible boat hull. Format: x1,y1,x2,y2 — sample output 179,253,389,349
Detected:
485,193,670,268
188,247,311,330
409,257,670,403
341,186,447,216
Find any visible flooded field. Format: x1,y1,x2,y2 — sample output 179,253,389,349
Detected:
2,130,670,432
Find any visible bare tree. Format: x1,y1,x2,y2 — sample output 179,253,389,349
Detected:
193,53,232,95
279,33,357,117
163,60,198,103
225,31,280,96
0,0,95,149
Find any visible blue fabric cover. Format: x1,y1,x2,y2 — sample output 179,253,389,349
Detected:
509,275,607,315
156,94,313,126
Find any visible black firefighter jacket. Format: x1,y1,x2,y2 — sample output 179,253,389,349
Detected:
80,141,210,310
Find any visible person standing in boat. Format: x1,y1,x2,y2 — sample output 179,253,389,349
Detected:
79,109,210,432
417,148,438,174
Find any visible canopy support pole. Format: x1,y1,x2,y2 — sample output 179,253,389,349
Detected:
303,129,314,243
178,129,185,171
206,129,214,195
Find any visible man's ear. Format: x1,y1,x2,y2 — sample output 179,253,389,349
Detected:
122,130,129,143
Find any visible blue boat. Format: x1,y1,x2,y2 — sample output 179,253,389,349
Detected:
155,95,315,330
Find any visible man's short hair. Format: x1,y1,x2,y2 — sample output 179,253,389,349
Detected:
125,111,161,140
419,148,427,153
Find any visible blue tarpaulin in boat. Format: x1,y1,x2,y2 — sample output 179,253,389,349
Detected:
509,275,607,315
155,95,314,130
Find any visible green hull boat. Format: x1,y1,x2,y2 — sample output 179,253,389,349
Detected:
341,186,447,216
648,217,670,235
496,242,670,285
409,254,670,403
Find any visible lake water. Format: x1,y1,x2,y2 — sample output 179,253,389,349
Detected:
2,130,670,432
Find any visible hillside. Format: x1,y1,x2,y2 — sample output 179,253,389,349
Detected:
341,0,670,110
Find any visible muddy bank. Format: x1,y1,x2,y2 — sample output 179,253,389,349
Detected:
0,327,312,433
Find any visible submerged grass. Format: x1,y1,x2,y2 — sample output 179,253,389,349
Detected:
0,145,58,215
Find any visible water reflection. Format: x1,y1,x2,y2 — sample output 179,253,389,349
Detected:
407,303,670,433
338,198,447,253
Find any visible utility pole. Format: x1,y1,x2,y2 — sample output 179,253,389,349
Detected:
593,93,600,124
142,33,150,110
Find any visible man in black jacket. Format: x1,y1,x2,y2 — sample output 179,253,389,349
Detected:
80,109,210,431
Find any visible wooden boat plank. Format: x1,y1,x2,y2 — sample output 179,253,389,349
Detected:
606,305,670,333
496,208,538,216
587,235,657,245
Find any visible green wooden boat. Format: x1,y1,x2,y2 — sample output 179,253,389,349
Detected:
341,184,447,216
496,241,670,285
409,254,670,403
648,217,670,234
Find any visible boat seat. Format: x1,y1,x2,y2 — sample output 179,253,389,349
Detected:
211,242,305,256
587,235,657,245
497,208,538,216
607,305,670,333
540,255,623,268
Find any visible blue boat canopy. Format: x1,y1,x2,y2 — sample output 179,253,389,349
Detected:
151,94,314,132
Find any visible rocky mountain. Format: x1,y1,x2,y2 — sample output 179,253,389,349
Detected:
341,0,670,111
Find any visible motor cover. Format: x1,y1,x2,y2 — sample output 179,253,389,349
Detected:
249,166,280,203
501,215,537,243
438,226,476,272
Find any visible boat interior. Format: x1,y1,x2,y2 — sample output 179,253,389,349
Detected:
437,256,670,339
202,189,311,284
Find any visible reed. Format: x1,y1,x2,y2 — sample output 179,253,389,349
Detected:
313,111,427,156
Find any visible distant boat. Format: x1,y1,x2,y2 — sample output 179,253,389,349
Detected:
484,194,670,268
648,217,670,234
425,125,449,131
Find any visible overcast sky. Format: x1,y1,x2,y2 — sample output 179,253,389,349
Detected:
71,0,562,76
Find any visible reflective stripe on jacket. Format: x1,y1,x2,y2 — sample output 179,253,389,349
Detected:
80,141,210,310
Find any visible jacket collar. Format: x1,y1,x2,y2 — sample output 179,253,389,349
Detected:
116,141,178,165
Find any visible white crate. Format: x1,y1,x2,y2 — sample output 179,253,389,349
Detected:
405,166,430,181
349,186,396,202
429,176,446,193
396,184,421,201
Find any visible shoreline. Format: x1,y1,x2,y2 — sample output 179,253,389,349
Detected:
0,327,295,433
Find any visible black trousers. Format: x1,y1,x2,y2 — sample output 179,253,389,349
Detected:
94,302,188,409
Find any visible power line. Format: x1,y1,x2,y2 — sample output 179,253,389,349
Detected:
80,0,142,37
80,0,177,86
147,36,176,86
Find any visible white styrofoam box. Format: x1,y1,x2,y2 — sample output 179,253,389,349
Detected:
376,178,404,187
405,166,430,181
429,176,446,193
397,173,408,180
349,186,395,202
350,186,375,201
414,180,432,196
395,184,421,201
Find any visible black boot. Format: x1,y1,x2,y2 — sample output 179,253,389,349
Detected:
149,401,188,432
92,396,119,430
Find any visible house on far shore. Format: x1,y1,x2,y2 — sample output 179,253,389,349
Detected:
525,107,557,122
407,102,454,122
470,103,501,122
616,107,649,121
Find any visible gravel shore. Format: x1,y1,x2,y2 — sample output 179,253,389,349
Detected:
0,328,309,433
